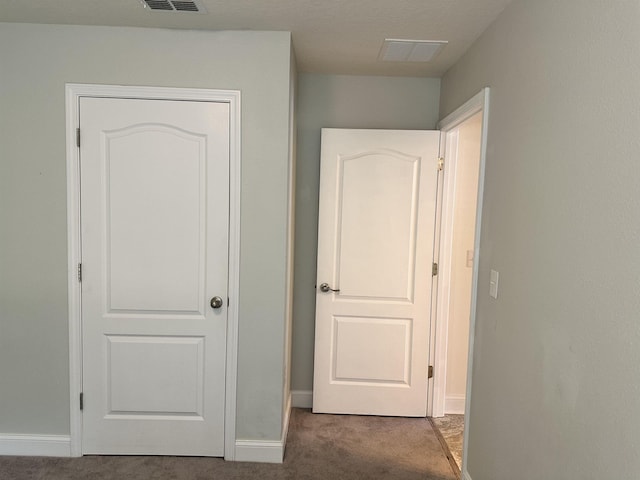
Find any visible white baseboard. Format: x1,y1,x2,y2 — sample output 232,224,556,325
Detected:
0,434,71,456
291,389,312,408
444,394,466,415
234,439,284,463
463,470,472,480
1,395,296,463
234,392,291,464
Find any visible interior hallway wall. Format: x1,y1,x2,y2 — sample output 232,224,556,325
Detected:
439,1,640,478
292,73,441,394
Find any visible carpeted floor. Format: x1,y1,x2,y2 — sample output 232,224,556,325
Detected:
0,409,456,480
430,415,464,474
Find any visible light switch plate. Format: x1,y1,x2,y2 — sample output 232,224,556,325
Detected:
489,269,499,299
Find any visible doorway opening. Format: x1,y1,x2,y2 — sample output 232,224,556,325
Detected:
429,88,490,477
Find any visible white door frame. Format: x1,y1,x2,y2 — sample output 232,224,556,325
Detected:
65,83,241,460
432,88,490,474
429,126,459,418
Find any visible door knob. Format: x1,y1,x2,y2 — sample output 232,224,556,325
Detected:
210,296,224,309
319,283,340,293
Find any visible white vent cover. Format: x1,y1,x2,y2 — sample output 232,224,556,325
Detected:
141,0,207,13
379,39,448,62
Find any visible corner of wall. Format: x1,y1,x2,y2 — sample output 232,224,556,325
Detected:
281,35,298,440
291,390,313,409
234,392,291,464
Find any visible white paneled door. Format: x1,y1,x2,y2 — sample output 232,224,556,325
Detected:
313,129,440,417
80,97,229,455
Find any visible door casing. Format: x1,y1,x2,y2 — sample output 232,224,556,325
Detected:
65,83,241,459
431,88,490,474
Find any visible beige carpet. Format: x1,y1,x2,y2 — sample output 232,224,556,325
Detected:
0,409,456,480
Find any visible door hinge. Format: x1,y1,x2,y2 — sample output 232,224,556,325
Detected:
428,366,434,379
77,263,82,282
437,157,444,171
76,127,80,148
79,392,84,410
432,262,438,276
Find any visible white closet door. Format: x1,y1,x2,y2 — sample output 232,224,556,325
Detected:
80,97,229,455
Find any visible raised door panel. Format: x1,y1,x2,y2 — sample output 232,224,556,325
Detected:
332,316,412,385
337,152,419,301
106,335,204,417
106,126,206,315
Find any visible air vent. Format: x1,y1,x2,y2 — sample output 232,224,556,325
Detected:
172,1,199,11
141,0,207,13
379,39,448,63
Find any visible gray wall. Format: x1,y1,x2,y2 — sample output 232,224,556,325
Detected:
0,23,293,442
440,1,640,478
291,74,441,392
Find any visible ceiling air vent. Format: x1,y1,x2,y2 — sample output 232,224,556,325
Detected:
141,0,207,13
379,39,448,63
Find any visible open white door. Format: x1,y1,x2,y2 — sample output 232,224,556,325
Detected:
313,128,440,417
80,97,229,455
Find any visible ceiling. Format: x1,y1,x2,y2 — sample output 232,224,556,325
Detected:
0,0,512,77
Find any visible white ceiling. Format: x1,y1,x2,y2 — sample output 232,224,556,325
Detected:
0,0,512,77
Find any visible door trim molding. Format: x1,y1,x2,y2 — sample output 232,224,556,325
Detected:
435,87,490,477
438,89,489,131
430,127,460,418
65,83,241,460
